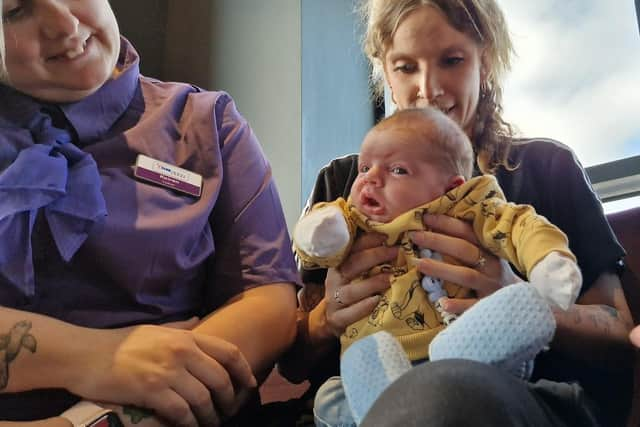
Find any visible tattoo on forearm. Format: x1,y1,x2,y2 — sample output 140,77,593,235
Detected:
573,310,582,324
599,305,619,319
589,313,612,335
123,406,154,423
0,320,37,390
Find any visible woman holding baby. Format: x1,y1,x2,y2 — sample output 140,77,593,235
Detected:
281,1,633,426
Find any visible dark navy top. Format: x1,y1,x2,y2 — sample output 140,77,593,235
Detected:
300,139,628,423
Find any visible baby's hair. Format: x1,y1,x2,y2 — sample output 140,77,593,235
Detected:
374,107,475,180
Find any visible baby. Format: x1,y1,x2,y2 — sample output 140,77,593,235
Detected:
294,107,582,426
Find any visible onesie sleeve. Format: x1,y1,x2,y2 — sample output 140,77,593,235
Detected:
497,140,625,293
293,198,356,269
205,93,300,308
298,155,360,286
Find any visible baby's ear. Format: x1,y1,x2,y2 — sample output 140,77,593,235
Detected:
445,175,465,192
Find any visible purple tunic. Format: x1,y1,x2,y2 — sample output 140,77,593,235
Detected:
0,39,299,418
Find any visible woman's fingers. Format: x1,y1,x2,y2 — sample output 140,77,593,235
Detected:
441,297,478,315
142,388,201,427
326,295,382,336
411,214,514,297
325,274,390,334
350,232,387,252
322,232,396,336
169,373,221,426
409,229,486,269
338,274,391,306
337,244,397,283
192,334,256,390
181,357,233,421
423,213,480,244
187,335,256,419
630,325,640,348
415,256,497,295
77,326,256,426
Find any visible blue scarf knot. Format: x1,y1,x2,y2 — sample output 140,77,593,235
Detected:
0,112,107,295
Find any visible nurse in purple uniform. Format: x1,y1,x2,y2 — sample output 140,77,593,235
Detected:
0,1,298,426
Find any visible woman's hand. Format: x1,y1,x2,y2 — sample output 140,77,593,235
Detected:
69,320,256,427
631,325,640,348
410,213,520,314
323,233,398,337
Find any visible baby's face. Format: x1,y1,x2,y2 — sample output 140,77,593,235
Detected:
351,127,453,223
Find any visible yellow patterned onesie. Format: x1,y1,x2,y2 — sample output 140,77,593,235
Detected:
294,175,576,361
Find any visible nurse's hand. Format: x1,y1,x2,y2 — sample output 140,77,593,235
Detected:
410,213,520,314
69,320,255,427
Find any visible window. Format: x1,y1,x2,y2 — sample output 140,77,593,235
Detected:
499,0,640,212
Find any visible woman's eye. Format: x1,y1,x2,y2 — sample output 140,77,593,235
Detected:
393,63,416,73
3,5,25,22
391,167,408,175
443,56,464,67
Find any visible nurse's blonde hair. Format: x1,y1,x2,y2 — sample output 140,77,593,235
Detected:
359,0,516,173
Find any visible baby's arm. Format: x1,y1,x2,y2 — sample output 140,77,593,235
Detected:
454,178,581,310
293,203,353,268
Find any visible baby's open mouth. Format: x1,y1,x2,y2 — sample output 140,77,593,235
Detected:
362,195,381,209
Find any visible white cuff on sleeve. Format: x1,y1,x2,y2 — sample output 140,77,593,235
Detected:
529,251,582,310
294,205,350,258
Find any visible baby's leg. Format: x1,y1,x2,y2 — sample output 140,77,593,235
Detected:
429,282,555,379
340,331,412,425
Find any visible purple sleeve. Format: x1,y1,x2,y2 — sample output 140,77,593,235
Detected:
205,93,300,307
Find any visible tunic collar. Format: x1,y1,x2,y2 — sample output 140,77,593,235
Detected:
0,37,139,295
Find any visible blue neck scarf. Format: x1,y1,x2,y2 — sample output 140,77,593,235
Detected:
0,100,107,295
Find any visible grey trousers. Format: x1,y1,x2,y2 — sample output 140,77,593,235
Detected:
360,359,602,427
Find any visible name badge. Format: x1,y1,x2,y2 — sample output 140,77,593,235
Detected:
134,154,202,198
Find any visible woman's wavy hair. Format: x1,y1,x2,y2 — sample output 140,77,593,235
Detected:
358,0,517,173
0,0,7,82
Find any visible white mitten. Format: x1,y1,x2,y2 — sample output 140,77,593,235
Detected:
529,251,582,310
293,205,351,258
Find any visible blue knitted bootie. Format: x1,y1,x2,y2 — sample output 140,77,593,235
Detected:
341,331,412,425
429,282,556,379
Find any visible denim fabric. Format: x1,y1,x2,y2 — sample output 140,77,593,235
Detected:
314,376,356,427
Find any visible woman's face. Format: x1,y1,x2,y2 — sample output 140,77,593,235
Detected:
1,0,120,102
383,5,485,137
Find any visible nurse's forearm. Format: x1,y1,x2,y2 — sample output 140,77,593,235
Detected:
194,283,298,378
0,306,92,393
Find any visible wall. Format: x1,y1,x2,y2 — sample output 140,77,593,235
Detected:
164,0,215,89
301,0,374,205
110,0,168,79
204,0,302,229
